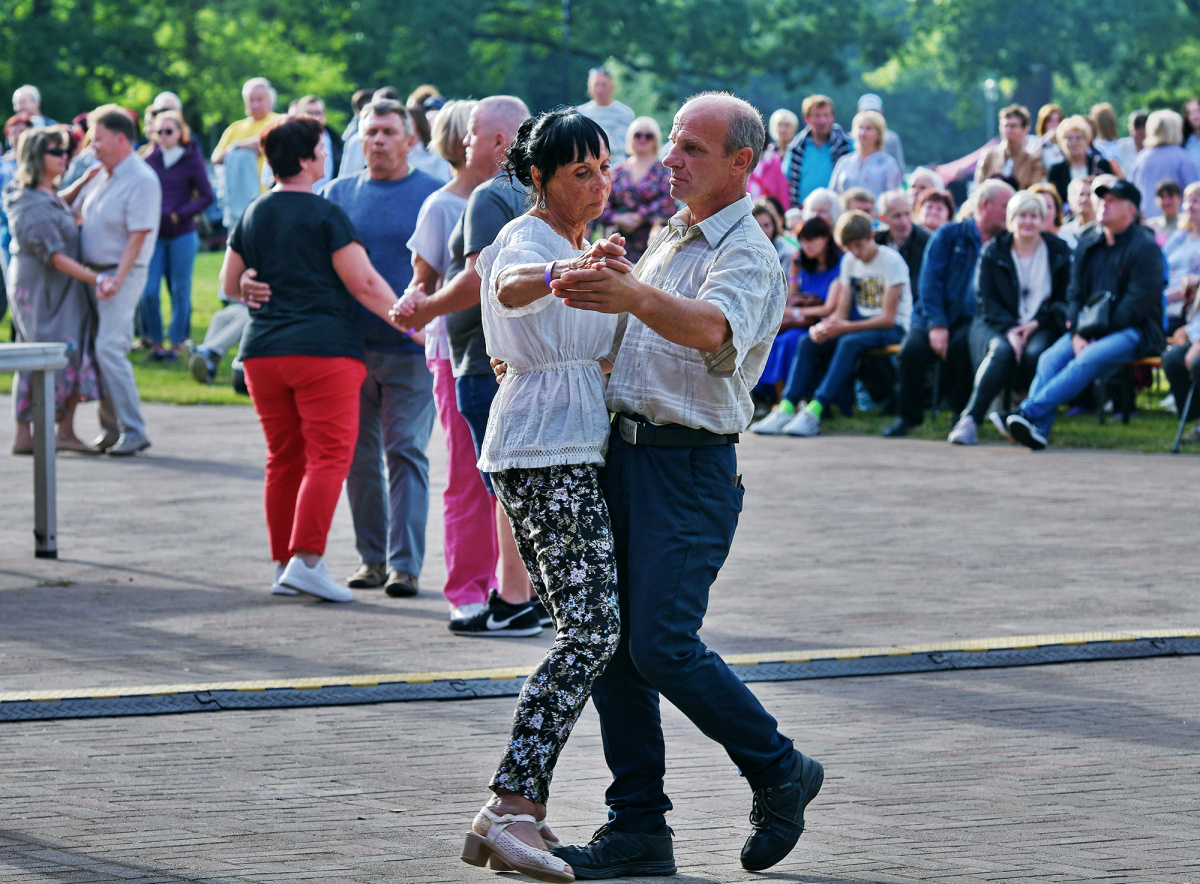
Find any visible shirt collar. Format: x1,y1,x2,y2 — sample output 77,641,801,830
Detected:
667,193,753,248
108,152,136,179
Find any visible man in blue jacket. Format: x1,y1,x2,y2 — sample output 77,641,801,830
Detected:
884,179,1013,436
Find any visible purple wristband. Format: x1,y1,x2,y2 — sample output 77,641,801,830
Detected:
545,262,554,288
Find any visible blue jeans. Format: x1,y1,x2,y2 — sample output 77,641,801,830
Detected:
454,372,500,494
782,326,903,407
346,350,436,576
590,433,795,833
139,231,199,347
1019,328,1142,434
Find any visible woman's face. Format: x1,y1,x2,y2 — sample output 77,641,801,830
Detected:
755,212,777,241
1045,110,1063,134
630,126,658,159
800,235,828,261
917,199,949,230
1014,209,1042,241
6,119,30,150
1185,192,1200,229
155,118,181,150
774,119,796,149
856,123,879,152
805,203,833,226
40,141,68,181
1062,128,1088,161
544,148,613,225
1187,100,1200,130
1037,193,1058,230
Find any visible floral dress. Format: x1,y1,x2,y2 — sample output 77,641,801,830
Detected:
598,159,676,262
3,182,98,423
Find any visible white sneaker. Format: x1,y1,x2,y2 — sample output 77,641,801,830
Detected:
751,407,796,435
279,557,355,602
947,415,978,445
271,564,298,596
783,409,820,436
450,602,487,622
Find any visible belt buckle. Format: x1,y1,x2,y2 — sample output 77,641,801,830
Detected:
618,415,639,445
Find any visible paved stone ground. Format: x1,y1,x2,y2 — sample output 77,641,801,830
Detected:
1,396,1198,882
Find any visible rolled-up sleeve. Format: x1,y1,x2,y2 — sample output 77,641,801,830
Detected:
699,245,786,377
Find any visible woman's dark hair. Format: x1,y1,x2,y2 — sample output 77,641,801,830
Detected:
1183,98,1200,142
260,115,323,179
913,187,956,218
503,108,609,204
796,215,840,272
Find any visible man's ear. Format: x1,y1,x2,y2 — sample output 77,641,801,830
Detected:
730,146,755,177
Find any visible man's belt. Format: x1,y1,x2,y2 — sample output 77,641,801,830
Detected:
85,263,118,272
615,413,738,447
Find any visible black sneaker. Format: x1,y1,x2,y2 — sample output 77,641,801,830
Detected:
740,751,824,872
882,417,917,438
532,599,553,628
1005,411,1047,450
447,590,542,638
551,823,675,880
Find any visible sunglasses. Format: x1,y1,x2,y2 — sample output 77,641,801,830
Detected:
43,147,68,157
158,128,178,136
632,132,655,140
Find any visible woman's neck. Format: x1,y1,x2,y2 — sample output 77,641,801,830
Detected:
859,145,878,159
445,171,476,198
534,206,586,249
1013,233,1040,255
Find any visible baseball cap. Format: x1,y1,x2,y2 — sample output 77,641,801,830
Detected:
857,93,883,112
1093,180,1141,206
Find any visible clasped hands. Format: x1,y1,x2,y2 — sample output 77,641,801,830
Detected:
95,275,121,300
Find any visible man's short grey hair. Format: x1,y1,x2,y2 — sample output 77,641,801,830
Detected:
907,166,944,191
358,99,413,136
241,77,276,106
475,95,531,142
683,91,766,171
13,84,41,110
876,188,911,216
803,187,843,224
154,91,182,111
976,178,1015,206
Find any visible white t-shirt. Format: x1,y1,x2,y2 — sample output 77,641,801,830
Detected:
576,99,635,163
837,243,912,331
1164,229,1200,319
407,187,469,361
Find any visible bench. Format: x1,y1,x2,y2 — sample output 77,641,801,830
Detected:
1097,356,1162,426
867,344,942,422
0,342,68,558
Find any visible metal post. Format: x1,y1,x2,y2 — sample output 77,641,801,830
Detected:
31,368,58,558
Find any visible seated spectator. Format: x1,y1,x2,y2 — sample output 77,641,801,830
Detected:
753,211,910,437
975,104,1045,190
907,166,944,207
786,93,851,207
1161,282,1200,438
1118,110,1148,180
802,186,842,227
1057,176,1096,247
750,108,797,209
914,187,954,232
1089,103,1125,175
753,198,795,269
829,110,902,198
1027,181,1064,238
1129,110,1200,219
840,186,875,219
1006,180,1165,450
1,112,33,258
875,188,929,306
755,215,845,404
1048,115,1114,206
1161,182,1200,333
885,179,1014,437
947,191,1070,445
1036,103,1065,168
1150,179,1182,241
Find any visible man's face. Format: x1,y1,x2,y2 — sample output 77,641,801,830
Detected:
805,104,833,138
846,195,874,215
362,112,413,179
1099,194,1136,234
301,99,326,127
13,89,37,115
1002,115,1028,149
975,192,1011,237
663,101,738,208
588,72,614,105
845,239,876,262
464,107,502,175
245,87,272,120
91,123,128,170
882,197,913,242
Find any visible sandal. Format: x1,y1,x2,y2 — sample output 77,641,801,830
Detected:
488,820,561,871
461,807,573,883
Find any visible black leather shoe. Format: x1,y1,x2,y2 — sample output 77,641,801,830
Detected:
882,417,916,438
551,822,675,880
740,751,824,872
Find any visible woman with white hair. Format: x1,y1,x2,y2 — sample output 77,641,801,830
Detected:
749,108,797,209
595,114,674,262
1130,110,1200,218
947,190,1070,445
907,166,944,207
801,186,842,227
828,110,902,198
1046,115,1113,207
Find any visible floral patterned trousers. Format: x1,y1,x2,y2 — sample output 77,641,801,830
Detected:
489,464,620,805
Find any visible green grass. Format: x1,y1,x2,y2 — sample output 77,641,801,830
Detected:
3,250,1196,452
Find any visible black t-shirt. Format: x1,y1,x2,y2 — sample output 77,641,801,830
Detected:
229,191,365,361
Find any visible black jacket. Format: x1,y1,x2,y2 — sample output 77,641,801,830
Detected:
1068,222,1166,358
324,125,344,179
876,224,932,306
974,231,1071,338
1047,149,1113,204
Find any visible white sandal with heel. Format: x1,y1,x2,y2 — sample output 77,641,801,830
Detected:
487,820,561,870
461,807,573,883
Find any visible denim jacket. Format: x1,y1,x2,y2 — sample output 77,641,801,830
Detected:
913,218,981,330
